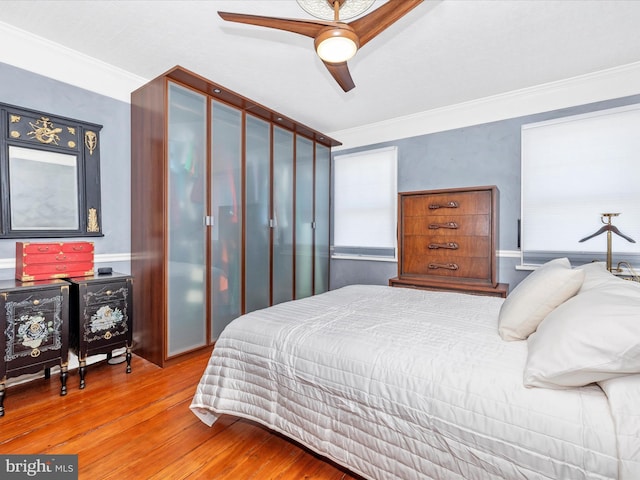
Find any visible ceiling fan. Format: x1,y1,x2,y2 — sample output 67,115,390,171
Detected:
218,0,424,92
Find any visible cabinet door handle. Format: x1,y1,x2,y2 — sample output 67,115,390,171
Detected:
428,222,458,229
428,242,459,250
429,201,459,209
428,263,459,271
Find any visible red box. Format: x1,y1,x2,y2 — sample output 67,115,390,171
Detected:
16,242,94,282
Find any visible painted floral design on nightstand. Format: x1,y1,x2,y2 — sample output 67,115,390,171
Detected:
17,314,53,349
89,305,124,333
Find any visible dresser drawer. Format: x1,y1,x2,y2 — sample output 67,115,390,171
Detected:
402,255,492,280
18,242,94,255
403,235,490,261
19,262,94,279
402,190,492,217
403,214,490,236
18,251,93,264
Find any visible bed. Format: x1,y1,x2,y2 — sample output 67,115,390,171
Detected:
190,260,640,479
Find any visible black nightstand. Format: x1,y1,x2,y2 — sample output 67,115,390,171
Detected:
0,278,70,417
67,273,133,389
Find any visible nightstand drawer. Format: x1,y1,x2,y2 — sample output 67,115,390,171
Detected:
80,280,130,349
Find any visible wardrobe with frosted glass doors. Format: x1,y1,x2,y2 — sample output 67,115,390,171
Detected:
131,66,338,367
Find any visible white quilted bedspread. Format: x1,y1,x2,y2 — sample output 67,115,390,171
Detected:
190,285,626,479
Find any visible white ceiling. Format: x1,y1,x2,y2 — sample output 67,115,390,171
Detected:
2,0,640,137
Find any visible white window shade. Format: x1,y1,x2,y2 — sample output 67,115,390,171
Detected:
333,146,397,259
521,104,640,267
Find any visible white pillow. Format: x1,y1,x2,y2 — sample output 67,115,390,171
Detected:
498,258,585,341
524,276,640,389
575,261,616,292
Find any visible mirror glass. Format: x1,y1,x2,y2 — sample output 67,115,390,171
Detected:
8,145,79,230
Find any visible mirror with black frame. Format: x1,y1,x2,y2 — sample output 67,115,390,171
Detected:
0,102,103,238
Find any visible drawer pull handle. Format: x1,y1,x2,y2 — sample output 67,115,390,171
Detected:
55,265,67,271
37,246,50,252
428,242,459,250
429,201,459,210
72,245,86,251
428,222,458,229
56,254,67,261
33,299,40,306
428,263,459,271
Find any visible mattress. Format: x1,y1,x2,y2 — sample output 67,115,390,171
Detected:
190,285,628,479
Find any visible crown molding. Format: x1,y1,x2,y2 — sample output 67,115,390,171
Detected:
2,21,639,151
0,21,147,103
330,61,640,151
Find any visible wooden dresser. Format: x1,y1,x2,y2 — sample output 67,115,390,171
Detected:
389,186,508,297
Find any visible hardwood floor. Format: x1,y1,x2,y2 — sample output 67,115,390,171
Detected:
0,349,361,480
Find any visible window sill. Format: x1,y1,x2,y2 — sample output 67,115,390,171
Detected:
331,254,397,263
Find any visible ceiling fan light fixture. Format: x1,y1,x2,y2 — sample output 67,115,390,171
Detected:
315,27,359,63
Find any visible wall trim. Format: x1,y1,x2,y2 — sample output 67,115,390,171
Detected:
0,252,131,270
330,61,640,150
0,21,147,103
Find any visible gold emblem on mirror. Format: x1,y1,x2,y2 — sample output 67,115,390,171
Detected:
87,208,99,232
28,117,62,145
85,131,97,155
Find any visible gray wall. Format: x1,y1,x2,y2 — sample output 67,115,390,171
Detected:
330,94,640,292
0,62,131,279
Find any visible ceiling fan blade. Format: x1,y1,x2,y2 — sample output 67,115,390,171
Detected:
323,61,356,92
348,0,424,48
218,11,333,38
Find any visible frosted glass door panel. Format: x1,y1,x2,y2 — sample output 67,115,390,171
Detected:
272,127,294,305
244,115,271,312
295,136,314,299
211,101,243,340
167,83,207,356
314,144,330,294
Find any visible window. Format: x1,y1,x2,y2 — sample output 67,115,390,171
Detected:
332,146,397,260
521,104,640,267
